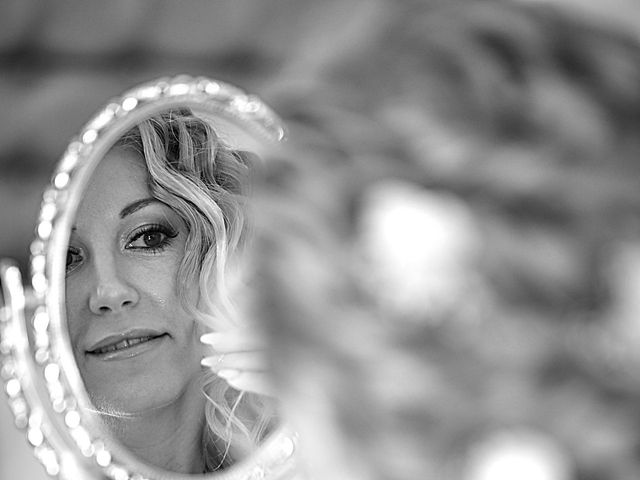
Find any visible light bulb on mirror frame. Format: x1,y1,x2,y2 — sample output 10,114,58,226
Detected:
0,75,298,480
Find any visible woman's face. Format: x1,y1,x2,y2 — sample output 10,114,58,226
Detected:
66,147,205,414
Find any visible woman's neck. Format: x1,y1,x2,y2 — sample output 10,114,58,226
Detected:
100,376,207,474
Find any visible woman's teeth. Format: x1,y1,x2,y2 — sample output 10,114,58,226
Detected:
93,336,155,355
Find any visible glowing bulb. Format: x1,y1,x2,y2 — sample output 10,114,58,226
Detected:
44,363,60,383
65,410,80,429
95,448,112,467
6,378,20,397
121,97,138,112
54,172,70,189
33,309,49,332
28,428,44,446
169,83,190,96
81,129,98,144
110,466,129,480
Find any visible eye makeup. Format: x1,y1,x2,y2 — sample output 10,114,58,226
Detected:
125,222,179,254
66,246,84,275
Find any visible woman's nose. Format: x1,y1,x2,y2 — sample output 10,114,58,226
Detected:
88,265,139,315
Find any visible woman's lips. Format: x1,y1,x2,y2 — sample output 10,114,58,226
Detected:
90,335,159,355
86,330,168,359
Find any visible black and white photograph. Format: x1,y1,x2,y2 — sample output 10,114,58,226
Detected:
1,1,640,479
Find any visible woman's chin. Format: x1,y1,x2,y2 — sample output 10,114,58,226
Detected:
85,370,204,418
89,388,180,418
79,342,203,415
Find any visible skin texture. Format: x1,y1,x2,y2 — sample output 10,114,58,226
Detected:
65,147,207,472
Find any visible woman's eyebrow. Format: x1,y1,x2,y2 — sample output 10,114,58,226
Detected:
119,198,159,218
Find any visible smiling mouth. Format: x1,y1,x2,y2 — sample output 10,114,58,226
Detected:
88,334,167,356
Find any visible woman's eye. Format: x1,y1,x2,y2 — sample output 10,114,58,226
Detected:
126,224,178,251
138,231,166,248
66,247,83,274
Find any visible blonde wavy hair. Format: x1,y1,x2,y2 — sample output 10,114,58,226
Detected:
117,109,275,471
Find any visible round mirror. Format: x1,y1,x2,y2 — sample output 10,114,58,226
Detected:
0,75,297,480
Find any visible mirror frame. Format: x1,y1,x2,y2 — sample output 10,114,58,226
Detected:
0,75,298,480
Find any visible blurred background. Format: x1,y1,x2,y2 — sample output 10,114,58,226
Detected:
1,1,639,479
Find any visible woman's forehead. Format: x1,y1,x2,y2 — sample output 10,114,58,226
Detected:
76,148,151,226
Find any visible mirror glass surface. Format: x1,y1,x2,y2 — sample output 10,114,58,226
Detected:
0,76,297,480
64,105,281,475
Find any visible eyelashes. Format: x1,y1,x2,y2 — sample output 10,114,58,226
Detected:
66,246,83,275
125,223,179,253
66,222,179,275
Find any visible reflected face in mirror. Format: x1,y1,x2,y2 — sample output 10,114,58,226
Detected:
62,110,277,473
65,146,204,415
